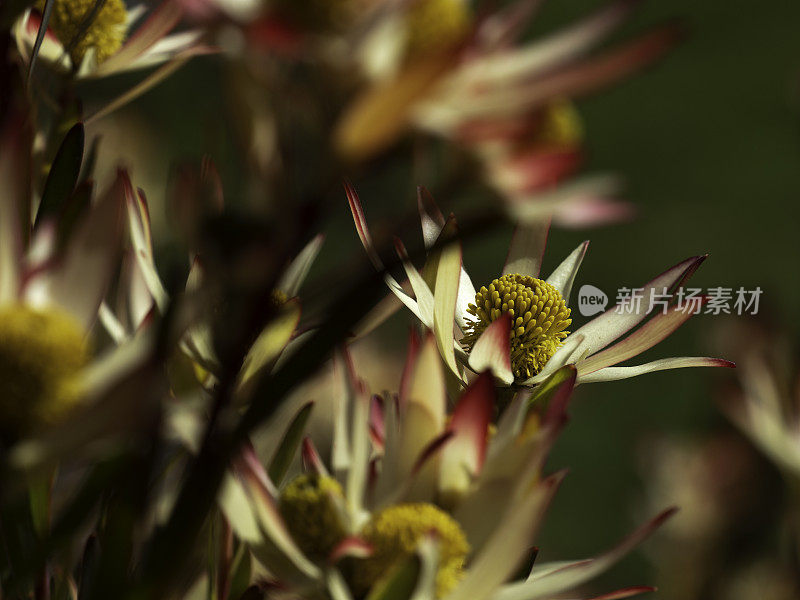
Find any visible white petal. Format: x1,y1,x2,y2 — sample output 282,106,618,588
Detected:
545,241,588,304
578,357,734,384
277,234,324,297
502,220,551,279
467,315,513,385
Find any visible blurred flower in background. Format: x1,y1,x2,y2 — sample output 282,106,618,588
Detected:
175,0,679,224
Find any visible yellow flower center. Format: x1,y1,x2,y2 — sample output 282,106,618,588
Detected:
270,289,289,309
278,474,348,560
534,100,583,149
0,304,89,443
462,274,571,380
405,0,471,60
354,503,470,598
40,0,128,65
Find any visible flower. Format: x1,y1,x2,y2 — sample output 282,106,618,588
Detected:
0,117,129,442
184,0,673,225
0,304,89,441
329,0,675,223
14,0,208,78
40,0,129,64
216,334,676,600
346,182,733,388
721,324,800,478
461,274,572,380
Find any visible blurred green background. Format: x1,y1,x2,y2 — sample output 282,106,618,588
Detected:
107,0,800,595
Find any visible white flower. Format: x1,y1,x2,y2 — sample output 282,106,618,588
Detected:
346,182,733,387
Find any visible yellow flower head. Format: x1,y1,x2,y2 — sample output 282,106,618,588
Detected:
355,503,470,598
0,304,89,442
405,0,471,60
279,473,348,559
462,274,571,380
40,0,128,65
534,100,583,149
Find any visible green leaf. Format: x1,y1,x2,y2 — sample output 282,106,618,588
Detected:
365,554,422,600
27,0,56,80
36,123,84,228
228,544,252,600
267,401,314,486
28,470,53,535
526,365,577,413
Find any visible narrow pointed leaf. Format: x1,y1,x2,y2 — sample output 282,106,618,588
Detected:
267,401,314,486
36,122,84,228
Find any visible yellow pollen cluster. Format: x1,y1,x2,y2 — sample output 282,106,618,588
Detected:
41,0,128,65
534,100,583,149
270,289,289,309
278,474,347,559
462,274,571,380
0,304,89,443
405,0,470,60
354,503,470,598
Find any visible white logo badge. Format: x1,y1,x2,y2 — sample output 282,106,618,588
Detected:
577,284,608,317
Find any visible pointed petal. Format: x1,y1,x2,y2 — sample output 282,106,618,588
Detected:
239,300,301,386
417,186,446,249
578,357,735,384
302,437,330,477
395,335,448,501
495,509,677,600
223,456,321,585
429,218,463,379
536,255,707,380
345,182,426,326
507,175,621,224
86,49,213,122
278,234,324,297
93,0,183,76
545,241,588,304
334,48,458,161
126,179,169,313
455,0,640,91
25,172,126,329
402,334,447,434
467,314,513,385
395,237,435,327
502,221,550,278
439,373,494,503
474,0,545,50
583,587,657,600
329,537,373,564
267,401,314,486
445,473,564,600
577,300,707,376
